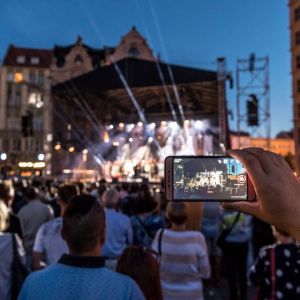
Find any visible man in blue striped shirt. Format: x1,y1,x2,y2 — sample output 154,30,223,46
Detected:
18,194,144,300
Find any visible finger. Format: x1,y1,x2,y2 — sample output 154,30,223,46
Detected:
243,148,276,174
222,201,260,218
228,149,266,189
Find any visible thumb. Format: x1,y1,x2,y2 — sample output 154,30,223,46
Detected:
222,201,260,217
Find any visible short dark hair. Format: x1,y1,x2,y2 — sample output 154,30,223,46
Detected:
25,187,38,200
62,194,105,254
58,184,78,204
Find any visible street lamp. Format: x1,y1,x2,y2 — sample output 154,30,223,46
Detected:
38,153,45,161
0,153,7,161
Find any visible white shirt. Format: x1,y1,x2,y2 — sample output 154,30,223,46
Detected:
33,217,68,265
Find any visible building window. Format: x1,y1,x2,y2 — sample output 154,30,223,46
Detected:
12,139,21,151
74,55,83,66
297,55,300,69
2,139,10,152
297,80,300,93
296,32,300,45
29,71,36,84
28,92,43,108
37,71,44,85
33,116,43,131
14,72,24,83
295,8,300,21
128,43,140,58
6,68,14,82
7,118,20,130
16,56,25,64
6,83,13,104
31,57,39,64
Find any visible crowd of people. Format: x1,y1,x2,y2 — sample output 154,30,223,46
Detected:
0,148,300,300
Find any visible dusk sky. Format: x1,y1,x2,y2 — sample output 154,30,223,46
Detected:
0,0,291,136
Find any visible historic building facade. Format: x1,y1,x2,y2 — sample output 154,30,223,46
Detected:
0,27,158,175
290,0,300,172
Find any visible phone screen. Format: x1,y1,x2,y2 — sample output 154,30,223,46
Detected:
173,157,248,200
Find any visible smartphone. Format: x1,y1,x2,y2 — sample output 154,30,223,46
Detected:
165,156,256,202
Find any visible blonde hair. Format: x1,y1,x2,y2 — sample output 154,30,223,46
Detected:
166,202,188,225
0,201,9,232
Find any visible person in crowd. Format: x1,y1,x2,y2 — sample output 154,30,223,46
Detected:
185,202,204,231
0,182,23,238
12,181,27,214
130,191,164,248
97,182,107,204
32,184,78,270
119,183,129,200
252,217,275,260
0,199,26,300
18,194,145,300
201,201,222,284
152,202,210,300
18,186,54,267
117,245,163,300
101,189,133,270
249,226,300,300
223,148,300,242
220,210,252,300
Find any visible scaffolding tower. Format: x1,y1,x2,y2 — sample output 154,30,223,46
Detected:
236,54,270,148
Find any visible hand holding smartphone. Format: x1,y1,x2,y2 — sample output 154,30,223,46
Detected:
165,156,255,202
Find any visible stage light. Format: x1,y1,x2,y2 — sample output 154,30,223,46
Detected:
109,125,114,130
129,137,133,143
169,122,178,130
54,144,61,150
113,141,120,147
0,153,7,161
194,120,203,130
148,137,154,143
184,120,190,127
149,123,156,129
103,132,110,143
82,149,88,154
119,122,125,128
38,153,44,161
69,146,75,153
161,121,167,126
137,122,143,127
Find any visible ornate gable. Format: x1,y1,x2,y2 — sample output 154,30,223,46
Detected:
110,26,156,63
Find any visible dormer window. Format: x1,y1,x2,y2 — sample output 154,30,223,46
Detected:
128,42,140,58
74,55,83,65
31,57,40,64
16,56,25,64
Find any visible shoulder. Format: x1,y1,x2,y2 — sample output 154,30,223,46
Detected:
24,264,60,285
103,268,142,289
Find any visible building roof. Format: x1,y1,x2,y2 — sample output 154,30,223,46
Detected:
3,44,52,68
53,36,114,68
53,57,217,92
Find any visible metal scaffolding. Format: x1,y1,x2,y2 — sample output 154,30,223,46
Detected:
236,54,271,148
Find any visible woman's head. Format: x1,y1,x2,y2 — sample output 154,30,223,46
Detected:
166,202,188,225
117,246,162,300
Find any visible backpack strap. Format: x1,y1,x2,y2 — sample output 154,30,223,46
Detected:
158,229,165,256
135,215,155,239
